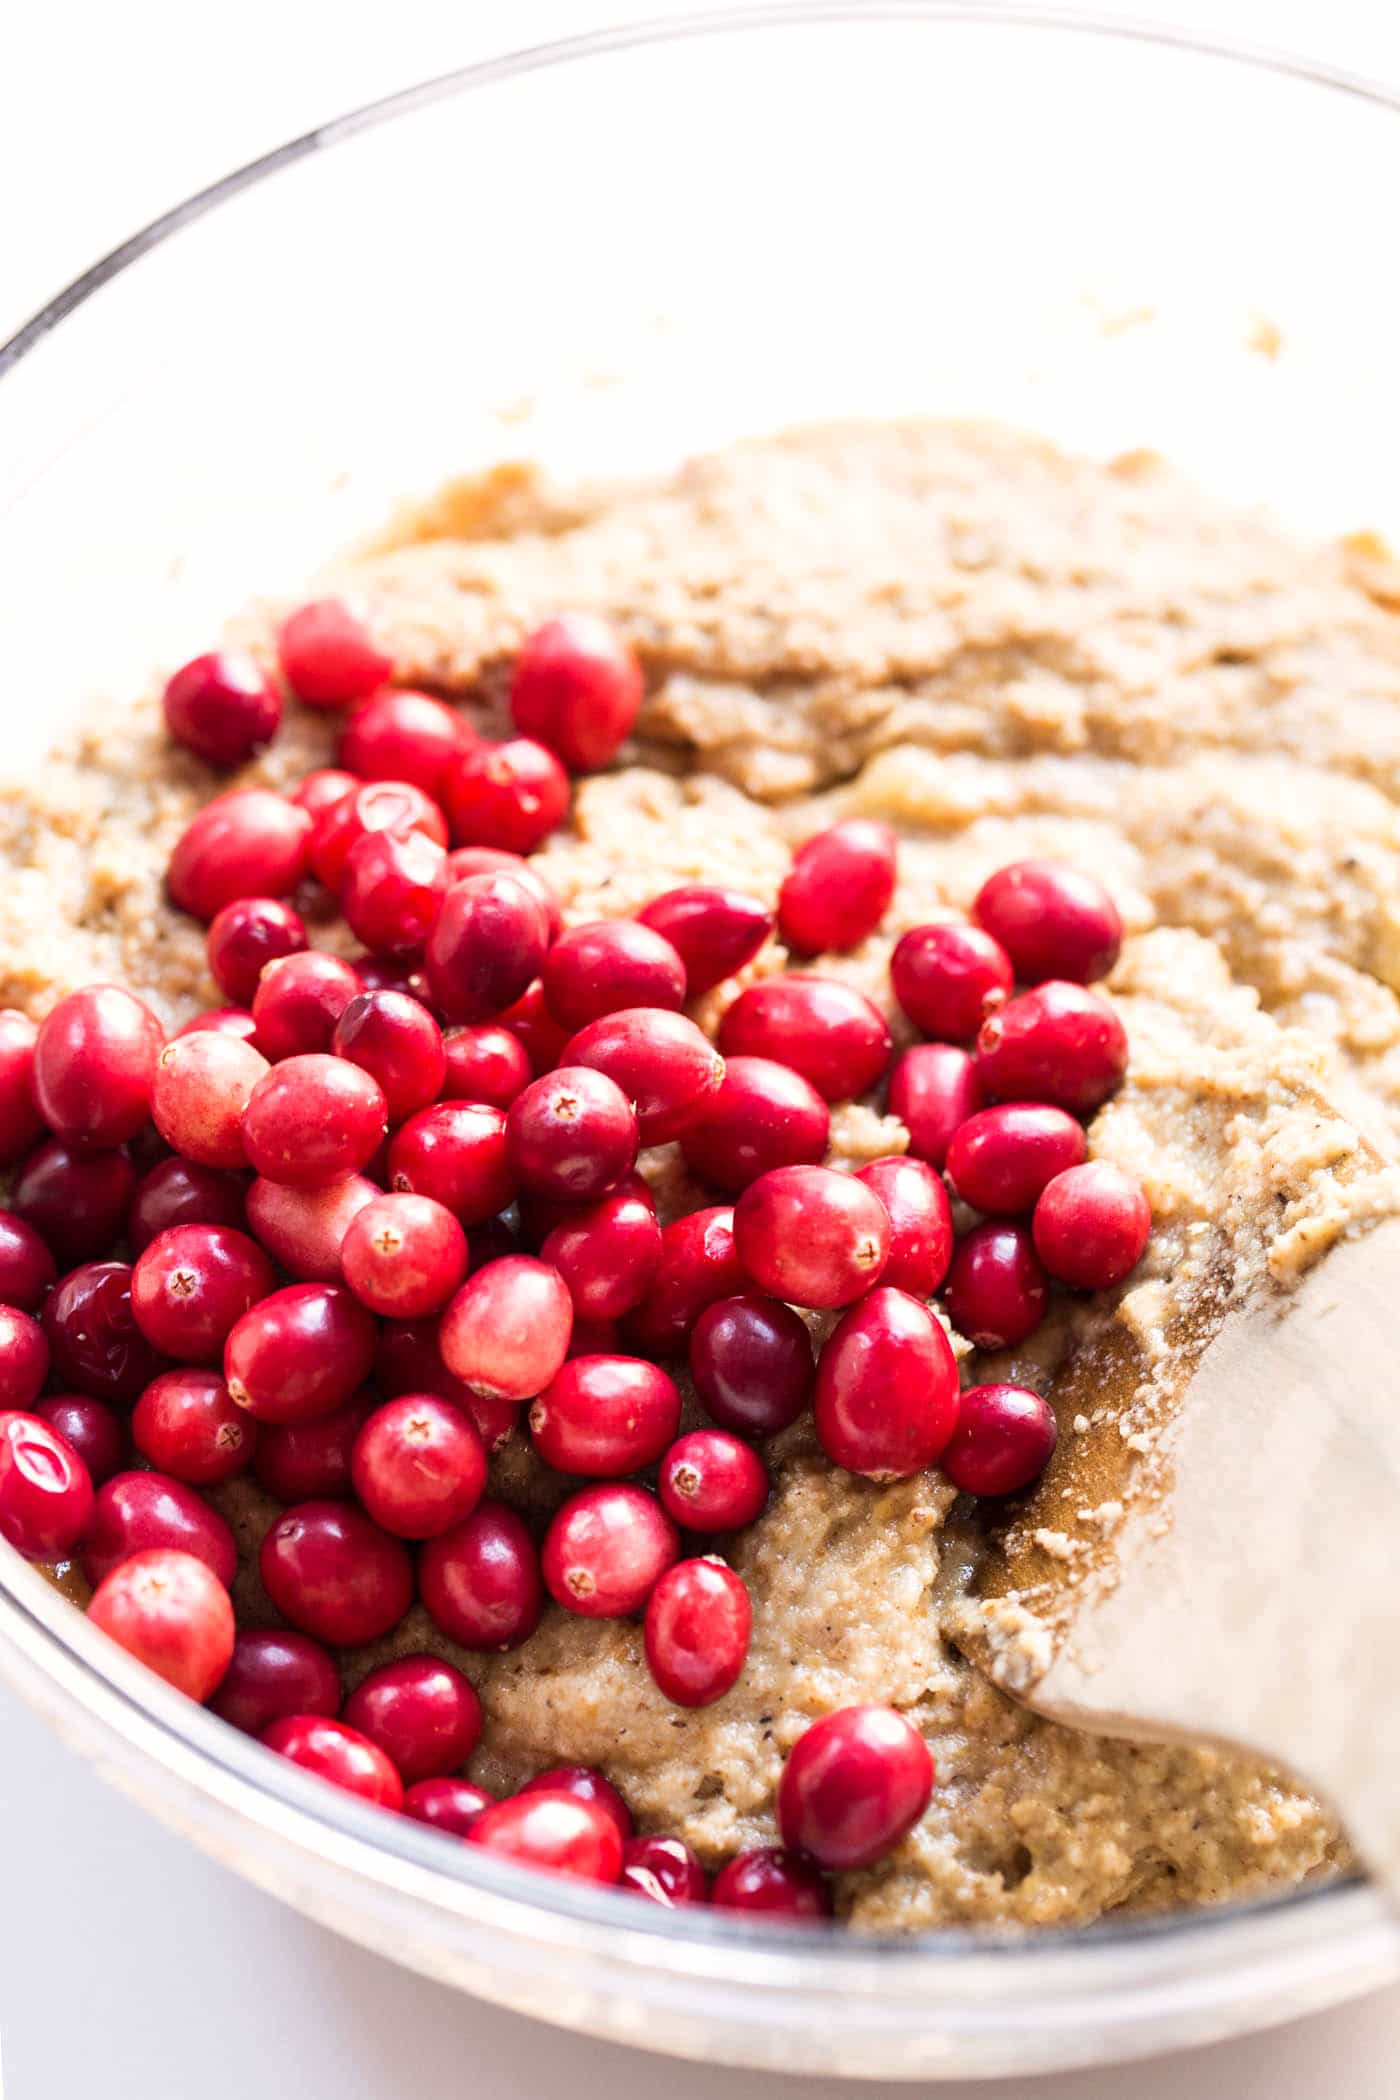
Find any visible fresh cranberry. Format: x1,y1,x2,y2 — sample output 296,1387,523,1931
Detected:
260,1499,413,1645
350,1393,486,1538
445,850,563,941
689,1295,813,1437
976,981,1128,1117
529,1354,679,1477
0,1011,44,1166
241,1054,386,1189
568,1317,620,1356
644,1557,751,1707
679,1055,830,1196
945,1103,1086,1217
0,1212,57,1310
252,1390,372,1502
130,1223,275,1361
1032,1160,1151,1289
151,1030,268,1170
310,779,448,893
891,921,1013,1042
778,1705,933,1870
343,1653,482,1783
81,1469,236,1589
853,1157,954,1296
352,953,439,1007
621,1834,707,1906
718,976,891,1104
175,1007,259,1043
338,688,469,794
443,737,570,856
403,1777,494,1835
439,1256,572,1401
778,821,897,955
43,1262,163,1401
711,1848,832,1919
0,1306,49,1409
211,1628,341,1736
33,985,164,1150
887,1042,982,1168
225,1283,377,1424
332,990,445,1123
89,1547,234,1700
636,886,773,994
624,1208,745,1359
0,1410,93,1558
163,649,282,765
542,1482,677,1617
245,1175,377,1283
10,1140,136,1266
540,1183,661,1321
291,768,359,821
262,1713,404,1808
34,1396,126,1486
438,1024,531,1111
342,827,449,959
418,1499,542,1650
387,1101,514,1224
814,1287,959,1480
516,1766,633,1839
942,1382,1058,1497
375,1318,519,1455
467,1792,623,1882
734,1164,890,1310
341,1193,467,1319
277,598,392,710
543,921,686,1035
509,612,644,772
424,871,549,1026
251,951,363,1061
944,1222,1048,1350
658,1430,767,1531
130,1368,254,1485
562,1009,724,1144
129,1160,246,1266
974,860,1123,986
206,896,307,1008
497,979,570,1076
167,790,312,921
505,1067,638,1204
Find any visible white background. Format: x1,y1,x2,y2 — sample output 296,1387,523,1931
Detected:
3,4,1400,2096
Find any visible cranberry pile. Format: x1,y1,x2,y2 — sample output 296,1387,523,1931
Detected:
0,597,1152,1917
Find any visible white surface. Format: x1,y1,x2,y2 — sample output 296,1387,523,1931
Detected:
4,3,1400,2095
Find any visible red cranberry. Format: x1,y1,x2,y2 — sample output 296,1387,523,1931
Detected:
33,985,164,1150
291,768,359,821
310,779,448,893
443,737,570,856
510,612,644,772
562,1008,724,1144
245,1175,377,1283
341,1194,467,1319
974,860,1123,986
343,1654,482,1783
388,1101,514,1225
778,1705,933,1870
445,849,563,941
131,1368,254,1485
338,689,469,794
251,951,363,1061
853,1157,954,1296
424,871,549,1026
43,1262,163,1402
0,1306,49,1408
439,1024,531,1110
0,1410,93,1558
10,1139,137,1267
529,1354,680,1477
0,1211,57,1310
636,886,773,994
342,827,449,959
540,1183,661,1321
35,1395,126,1486
467,1792,623,1883
252,1390,372,1502
242,1054,386,1189
439,1256,572,1401
621,1834,707,1906
711,1848,831,1919
152,1030,268,1169
418,1498,542,1650
497,979,570,1076
542,1482,677,1617
976,981,1128,1116
260,1499,413,1645
167,790,312,921
89,1547,234,1701
944,1222,1048,1350
163,650,282,767
734,1164,890,1310
543,920,686,1034
679,1055,830,1195
778,821,897,955
941,1383,1058,1497
225,1283,377,1424
375,1317,519,1455
129,1156,247,1255
945,1103,1088,1217
333,990,445,1124
718,976,891,1104
814,1287,959,1480
130,1224,275,1361
505,1067,638,1203
624,1207,745,1359
262,1713,404,1809
659,1430,767,1531
175,1007,259,1043
891,922,1013,1042
645,1556,751,1708
404,1777,494,1835
350,1393,486,1538
516,1766,633,1839
887,1043,982,1169
689,1294,813,1436
0,1010,44,1166
211,1628,341,1736
277,598,392,710
1032,1160,1151,1289
568,1317,619,1356
206,896,307,1008
81,1469,236,1589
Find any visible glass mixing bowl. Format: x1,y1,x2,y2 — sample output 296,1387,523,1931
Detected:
3,6,1400,2078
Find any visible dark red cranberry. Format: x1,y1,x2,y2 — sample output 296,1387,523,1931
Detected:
261,1714,404,1808
291,768,359,821
43,1262,163,1401
568,1317,619,1357
0,1410,93,1558
814,1287,959,1480
35,1395,126,1486
353,955,438,1007
711,1848,832,1919
350,1393,486,1538
887,1043,982,1169
250,950,363,1062
636,886,772,995
0,1010,44,1166
778,821,897,955
343,1654,482,1784
252,1390,373,1503
418,1498,542,1650
333,990,445,1124
444,850,563,941
206,897,307,1007
497,979,570,1076
1032,1160,1151,1289
853,1157,954,1296
341,1193,467,1319
543,920,686,1034
689,1294,813,1436
245,1175,377,1283
540,1183,661,1321
129,1156,247,1254
976,981,1128,1117
211,1628,341,1736
718,976,891,1104
174,1007,259,1043
443,737,570,856
167,790,312,921
891,921,1013,1042
659,1430,767,1531
131,1368,255,1485
152,1030,268,1169
679,1055,830,1195
310,779,448,894
734,1164,890,1310
466,1792,623,1882
542,1482,677,1617
342,827,449,959
624,1207,745,1359
945,1103,1088,1216
562,1009,724,1144
941,1383,1058,1497
130,1224,275,1361
242,1053,386,1189
163,649,282,767
778,1705,933,1869
621,1834,707,1906
944,1222,1048,1350
33,985,164,1149
338,689,469,794
645,1557,750,1707
974,860,1123,986
424,871,550,1027
10,1139,137,1266
89,1547,234,1700
529,1354,680,1477
516,1766,633,1839
0,1306,49,1408
438,1024,531,1111
439,1256,572,1401
260,1499,413,1645
388,1101,514,1225
375,1317,519,1455
277,599,392,710
81,1469,236,1589
510,612,644,772
403,1777,494,1835
0,1211,56,1310
505,1066,638,1203
224,1283,377,1424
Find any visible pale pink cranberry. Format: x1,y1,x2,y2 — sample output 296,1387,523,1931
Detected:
890,922,1013,1042
43,1262,162,1402
375,1317,519,1456
711,1848,831,1919
241,1053,386,1189
128,1158,247,1254
975,981,1128,1116
167,790,312,921
510,612,644,772
636,885,773,994
387,1101,514,1225
310,779,448,893
0,1410,93,1558
624,1207,745,1359
341,1193,467,1319
778,1705,933,1870
262,1713,404,1809
974,860,1123,986
0,1011,44,1166
33,986,164,1149
0,1306,49,1409
778,820,897,955
130,1224,275,1361
718,976,891,1104
291,768,359,821
496,979,570,1075
440,1024,532,1110
175,1007,259,1043
81,1469,236,1589
338,689,469,794
814,1287,959,1480
529,1354,680,1476
621,1834,707,1906
206,897,307,1006
887,1042,982,1169
444,849,563,941
443,737,570,855
734,1164,890,1310
89,1547,234,1700
645,1557,750,1707
251,951,364,1061
418,1499,542,1650
853,1157,954,1296
224,1283,377,1424
679,1055,830,1195
516,1766,633,1839
659,1429,768,1531
350,1393,486,1538
439,1256,572,1401
505,1066,638,1203
130,1368,254,1485
540,1181,661,1321
424,871,550,1026
152,1030,269,1170
945,1103,1088,1217
941,1383,1058,1497
277,599,392,710
260,1499,413,1646
333,990,445,1123
944,1222,1048,1350
1032,1160,1151,1289
10,1140,137,1267
245,1175,376,1284
466,1792,623,1882
342,827,449,959
35,1395,126,1486
562,1008,725,1144
211,1628,341,1736
0,1211,56,1309
542,1482,678,1617
543,920,686,1033
252,1391,373,1503
689,1294,813,1436
163,649,282,767
343,1654,482,1784
404,1777,494,1835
